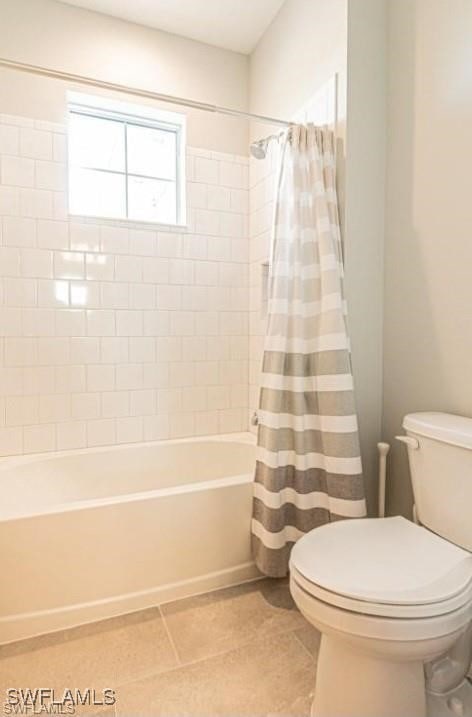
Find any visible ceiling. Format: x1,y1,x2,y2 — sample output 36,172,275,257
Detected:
58,0,285,54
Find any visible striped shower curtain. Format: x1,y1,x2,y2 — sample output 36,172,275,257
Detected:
251,124,366,578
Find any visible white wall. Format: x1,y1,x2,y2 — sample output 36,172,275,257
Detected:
383,0,472,517
0,0,249,154
343,0,387,513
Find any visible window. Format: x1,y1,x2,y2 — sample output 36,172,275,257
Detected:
68,93,186,225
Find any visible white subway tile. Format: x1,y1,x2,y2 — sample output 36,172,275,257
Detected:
142,257,169,283
219,161,244,189
70,337,100,364
143,310,169,337
1,155,35,187
155,337,181,362
195,157,218,184
39,394,71,423
187,182,207,209
169,259,194,285
143,414,169,441
115,364,143,390
0,308,22,336
37,337,70,365
54,251,84,279
169,412,195,438
101,282,129,309
100,337,128,364
207,185,231,211
22,308,55,336
87,418,116,447
183,234,207,260
4,338,37,367
195,209,219,236
116,310,143,336
0,426,23,456
129,337,155,363
155,232,182,258
3,217,36,247
19,188,53,218
142,362,169,389
87,310,115,337
0,186,20,215
71,393,100,420
21,248,53,278
35,160,65,191
56,421,87,450
157,388,182,412
115,254,142,282
38,278,68,308
23,424,56,453
20,128,52,160
70,281,100,308
86,253,114,281
194,411,218,436
55,309,86,337
182,337,207,361
157,285,181,311
0,247,21,276
0,367,23,396
87,365,115,392
129,390,155,416
182,386,207,411
70,223,100,252
37,220,69,250
0,124,19,154
6,396,39,426
100,226,129,254
169,311,194,337
55,365,86,393
23,366,55,395
194,261,218,286
101,391,129,418
116,416,143,444
129,228,156,256
4,278,37,307
53,134,67,163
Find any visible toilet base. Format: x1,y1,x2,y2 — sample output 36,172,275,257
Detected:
312,633,427,717
426,678,472,717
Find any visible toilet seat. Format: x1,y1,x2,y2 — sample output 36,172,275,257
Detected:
289,516,472,619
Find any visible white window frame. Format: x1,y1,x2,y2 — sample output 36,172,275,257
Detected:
67,92,186,227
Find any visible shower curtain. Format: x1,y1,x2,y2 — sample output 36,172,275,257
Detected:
251,124,366,578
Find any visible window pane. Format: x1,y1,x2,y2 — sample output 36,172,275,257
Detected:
69,168,126,219
69,113,125,172
128,176,176,224
127,125,177,179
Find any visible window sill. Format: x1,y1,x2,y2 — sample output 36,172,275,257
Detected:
68,213,188,232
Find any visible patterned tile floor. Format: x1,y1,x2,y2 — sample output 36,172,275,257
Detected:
0,579,321,716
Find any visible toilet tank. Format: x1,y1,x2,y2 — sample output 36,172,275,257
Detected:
401,413,472,552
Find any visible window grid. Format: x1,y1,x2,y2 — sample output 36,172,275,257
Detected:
68,105,183,225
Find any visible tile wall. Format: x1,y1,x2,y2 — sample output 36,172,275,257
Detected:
0,112,250,455
248,146,278,432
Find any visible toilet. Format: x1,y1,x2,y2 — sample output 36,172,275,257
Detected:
289,413,472,717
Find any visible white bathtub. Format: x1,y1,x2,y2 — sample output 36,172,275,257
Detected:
0,433,258,645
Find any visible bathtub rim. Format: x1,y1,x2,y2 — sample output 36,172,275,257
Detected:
0,431,256,524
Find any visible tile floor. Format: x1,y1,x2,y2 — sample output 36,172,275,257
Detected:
0,578,321,716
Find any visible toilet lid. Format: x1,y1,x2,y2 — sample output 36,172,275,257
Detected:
290,516,472,607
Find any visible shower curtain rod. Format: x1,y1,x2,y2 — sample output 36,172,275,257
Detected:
0,58,292,128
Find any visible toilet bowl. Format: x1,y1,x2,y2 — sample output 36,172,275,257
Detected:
289,412,472,717
290,516,472,717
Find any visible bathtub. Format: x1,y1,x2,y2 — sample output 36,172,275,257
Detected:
0,433,258,645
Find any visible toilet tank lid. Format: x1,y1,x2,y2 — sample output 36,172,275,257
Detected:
403,412,472,450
